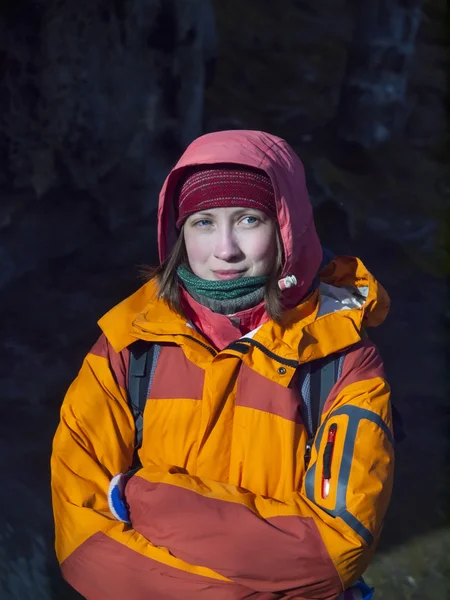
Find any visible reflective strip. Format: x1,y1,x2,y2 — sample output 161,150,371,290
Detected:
305,405,393,546
340,510,373,546
330,406,394,446
332,406,394,447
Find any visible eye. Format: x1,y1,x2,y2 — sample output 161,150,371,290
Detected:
240,215,259,225
192,218,213,227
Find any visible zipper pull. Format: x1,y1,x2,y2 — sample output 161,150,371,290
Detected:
304,437,313,470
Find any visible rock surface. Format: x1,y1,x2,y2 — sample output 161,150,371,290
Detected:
0,215,159,598
0,0,216,288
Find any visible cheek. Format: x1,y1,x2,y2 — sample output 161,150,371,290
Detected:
184,231,209,265
245,231,277,265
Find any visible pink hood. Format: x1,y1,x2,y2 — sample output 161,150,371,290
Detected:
158,130,322,308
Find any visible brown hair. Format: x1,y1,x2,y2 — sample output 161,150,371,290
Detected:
140,227,285,322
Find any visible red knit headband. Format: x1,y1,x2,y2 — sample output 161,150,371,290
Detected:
175,165,276,228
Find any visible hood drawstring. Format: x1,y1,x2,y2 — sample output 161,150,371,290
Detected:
277,248,334,292
278,275,298,291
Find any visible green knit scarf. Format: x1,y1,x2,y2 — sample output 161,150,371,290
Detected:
177,265,268,301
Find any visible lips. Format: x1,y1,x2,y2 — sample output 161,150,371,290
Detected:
212,270,245,280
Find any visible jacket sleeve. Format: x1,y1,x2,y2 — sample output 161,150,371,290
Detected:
124,339,394,600
51,335,265,600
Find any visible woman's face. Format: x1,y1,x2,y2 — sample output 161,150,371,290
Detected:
183,207,277,281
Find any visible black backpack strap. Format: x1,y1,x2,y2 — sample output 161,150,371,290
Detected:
128,340,161,469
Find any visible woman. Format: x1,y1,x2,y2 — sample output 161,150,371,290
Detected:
51,130,393,599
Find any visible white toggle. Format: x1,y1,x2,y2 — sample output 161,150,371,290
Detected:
278,275,298,290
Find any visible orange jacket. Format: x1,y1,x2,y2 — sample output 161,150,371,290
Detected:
51,131,393,600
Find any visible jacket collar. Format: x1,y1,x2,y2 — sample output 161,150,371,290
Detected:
98,257,389,365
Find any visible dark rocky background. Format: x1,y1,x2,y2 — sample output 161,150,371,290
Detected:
0,0,448,598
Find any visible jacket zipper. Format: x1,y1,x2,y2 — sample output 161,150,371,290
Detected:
225,338,299,368
243,339,299,367
303,370,315,470
304,437,313,470
132,321,217,357
179,334,217,357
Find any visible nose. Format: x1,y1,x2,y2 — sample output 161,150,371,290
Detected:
213,228,243,262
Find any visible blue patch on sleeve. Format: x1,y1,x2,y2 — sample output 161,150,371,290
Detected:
108,475,131,524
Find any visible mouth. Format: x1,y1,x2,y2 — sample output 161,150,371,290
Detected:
212,270,246,280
